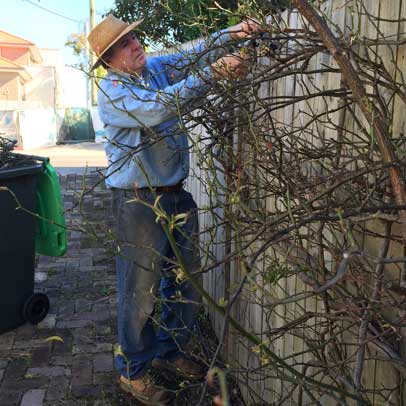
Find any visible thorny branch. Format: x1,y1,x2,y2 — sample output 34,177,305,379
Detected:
56,0,406,404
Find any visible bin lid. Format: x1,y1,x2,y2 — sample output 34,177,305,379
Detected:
0,137,45,180
0,152,44,180
0,161,43,180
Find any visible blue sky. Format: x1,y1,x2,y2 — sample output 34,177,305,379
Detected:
0,0,115,106
0,0,115,65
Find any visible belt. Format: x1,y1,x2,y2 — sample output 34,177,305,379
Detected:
134,181,184,194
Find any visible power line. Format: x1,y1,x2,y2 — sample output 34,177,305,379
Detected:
21,0,83,24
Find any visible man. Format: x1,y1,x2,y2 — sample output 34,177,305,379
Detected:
88,14,261,405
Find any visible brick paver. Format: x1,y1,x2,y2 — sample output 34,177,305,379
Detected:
21,389,45,406
0,172,119,406
0,171,241,406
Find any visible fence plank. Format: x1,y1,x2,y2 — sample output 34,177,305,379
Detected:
152,1,406,403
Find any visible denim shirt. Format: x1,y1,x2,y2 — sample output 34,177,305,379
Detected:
98,30,233,189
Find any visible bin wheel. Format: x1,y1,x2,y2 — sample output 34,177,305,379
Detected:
22,293,49,324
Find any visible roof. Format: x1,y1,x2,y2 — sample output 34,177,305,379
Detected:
0,30,35,46
0,56,31,81
0,57,22,69
0,30,42,64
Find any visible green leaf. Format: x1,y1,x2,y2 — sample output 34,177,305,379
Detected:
45,336,64,343
218,297,228,307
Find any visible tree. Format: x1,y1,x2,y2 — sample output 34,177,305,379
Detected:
109,0,289,46
65,31,107,97
63,0,406,403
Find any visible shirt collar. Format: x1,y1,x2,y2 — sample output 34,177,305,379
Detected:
107,67,147,84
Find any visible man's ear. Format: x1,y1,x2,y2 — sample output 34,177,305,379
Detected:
101,48,114,68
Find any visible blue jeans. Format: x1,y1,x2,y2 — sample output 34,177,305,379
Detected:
111,188,201,379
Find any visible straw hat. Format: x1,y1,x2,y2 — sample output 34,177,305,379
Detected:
87,14,143,71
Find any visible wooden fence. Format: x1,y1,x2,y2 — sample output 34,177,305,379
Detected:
151,1,406,404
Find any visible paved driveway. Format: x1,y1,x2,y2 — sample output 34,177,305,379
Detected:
21,142,107,175
0,169,236,405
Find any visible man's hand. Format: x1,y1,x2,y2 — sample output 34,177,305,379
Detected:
229,19,263,40
211,51,251,80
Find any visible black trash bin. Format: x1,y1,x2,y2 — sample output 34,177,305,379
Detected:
0,150,49,334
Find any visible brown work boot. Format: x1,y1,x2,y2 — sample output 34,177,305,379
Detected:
119,374,174,405
152,356,206,380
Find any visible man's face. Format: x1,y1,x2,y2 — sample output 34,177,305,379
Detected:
106,32,146,74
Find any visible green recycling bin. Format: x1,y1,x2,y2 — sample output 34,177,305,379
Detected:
0,153,49,333
10,153,67,257
35,159,67,257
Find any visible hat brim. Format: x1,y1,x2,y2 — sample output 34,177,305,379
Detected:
90,19,143,71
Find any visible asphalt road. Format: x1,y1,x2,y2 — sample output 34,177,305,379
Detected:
20,142,108,175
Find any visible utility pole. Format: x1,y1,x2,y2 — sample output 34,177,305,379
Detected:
84,19,90,110
89,0,97,106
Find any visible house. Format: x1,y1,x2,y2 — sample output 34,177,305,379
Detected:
0,56,31,101
0,30,94,148
0,30,64,109
0,30,67,148
0,30,42,103
0,30,42,66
